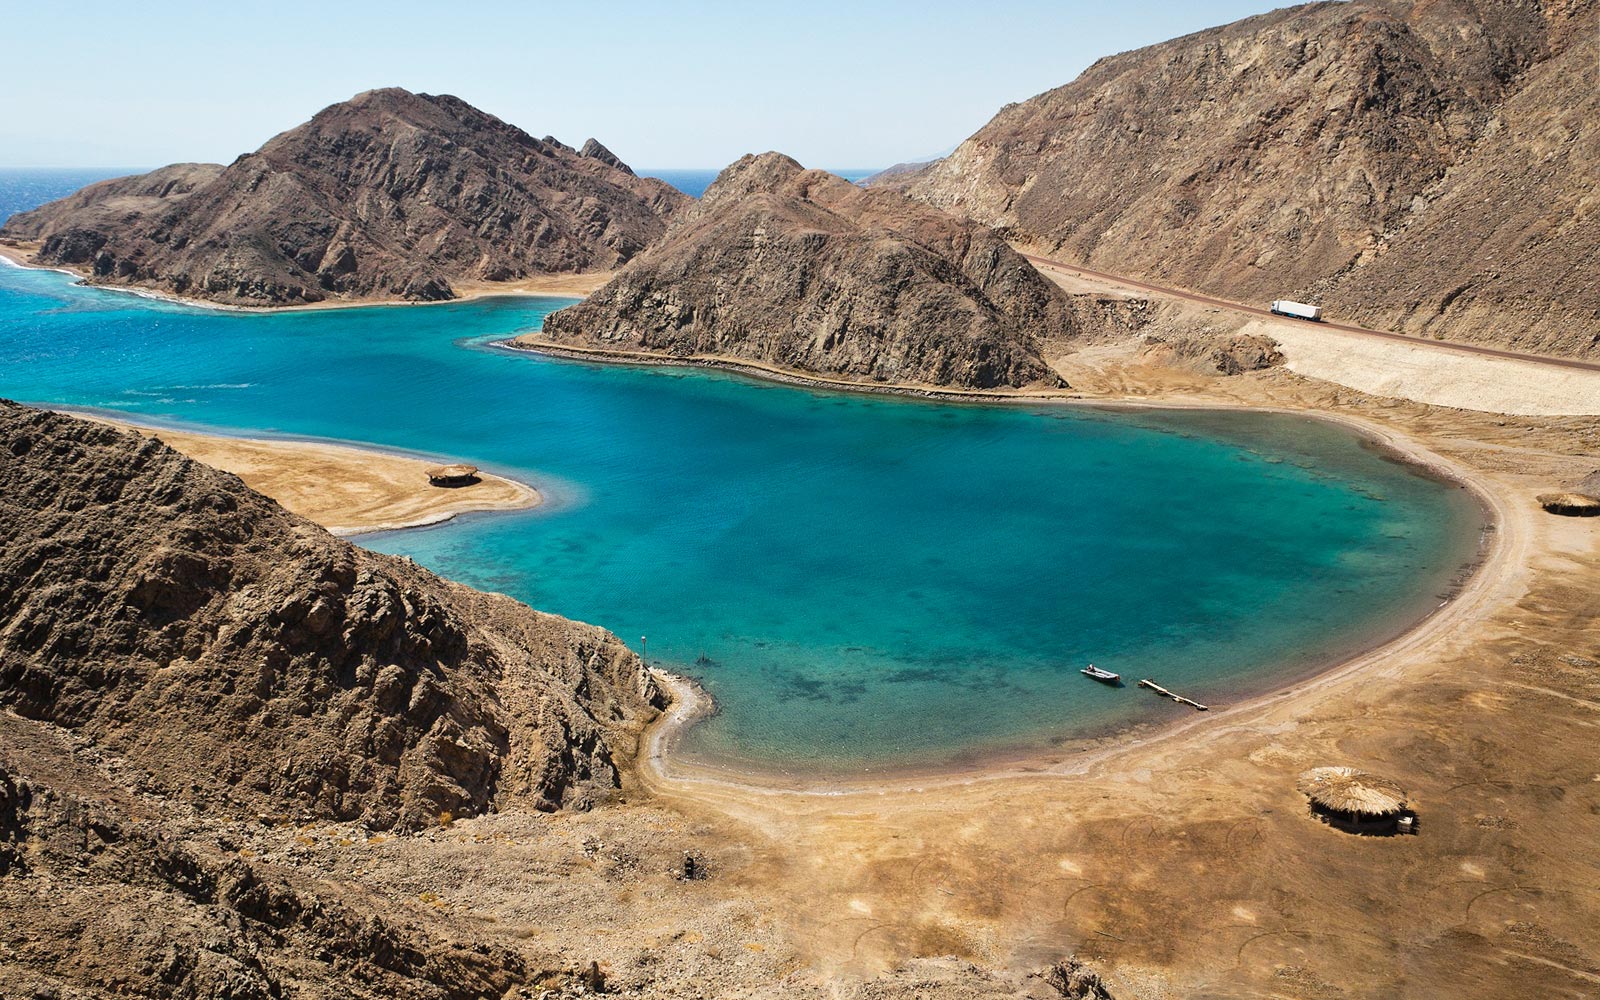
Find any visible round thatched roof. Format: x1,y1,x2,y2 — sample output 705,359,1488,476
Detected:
427,464,479,482
1537,492,1600,516
1297,766,1407,816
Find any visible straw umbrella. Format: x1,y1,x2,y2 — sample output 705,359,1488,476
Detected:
427,464,480,487
1536,492,1600,516
1297,766,1409,832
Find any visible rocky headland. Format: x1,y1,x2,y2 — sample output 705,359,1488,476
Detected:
524,152,1078,390
0,88,689,306
879,0,1598,358
0,401,663,830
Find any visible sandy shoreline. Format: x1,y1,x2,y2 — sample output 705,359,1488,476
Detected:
74,411,539,535
0,240,606,311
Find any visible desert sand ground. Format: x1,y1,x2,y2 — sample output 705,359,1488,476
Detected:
84,415,537,534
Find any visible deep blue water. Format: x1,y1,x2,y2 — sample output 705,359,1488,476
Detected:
0,255,1484,773
0,168,141,226
646,168,879,198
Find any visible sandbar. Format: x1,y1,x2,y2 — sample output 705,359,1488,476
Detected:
79,413,538,535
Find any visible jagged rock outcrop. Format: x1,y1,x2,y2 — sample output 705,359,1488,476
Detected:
528,153,1075,390
579,137,633,174
0,401,663,830
890,0,1598,358
1,88,688,305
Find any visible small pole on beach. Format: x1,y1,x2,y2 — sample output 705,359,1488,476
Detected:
641,635,648,666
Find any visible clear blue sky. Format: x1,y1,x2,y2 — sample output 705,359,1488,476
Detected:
2,0,1279,171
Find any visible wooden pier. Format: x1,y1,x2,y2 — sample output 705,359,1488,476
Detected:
1138,679,1208,711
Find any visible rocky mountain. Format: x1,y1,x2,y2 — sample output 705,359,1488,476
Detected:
0,400,663,831
527,152,1076,390
888,0,1598,358
0,88,689,305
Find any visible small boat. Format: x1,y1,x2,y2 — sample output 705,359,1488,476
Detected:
1081,664,1122,685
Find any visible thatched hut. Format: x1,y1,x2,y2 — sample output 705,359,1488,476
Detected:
426,464,480,488
1297,766,1412,834
1536,492,1600,516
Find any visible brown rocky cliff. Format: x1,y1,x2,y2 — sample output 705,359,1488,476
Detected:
892,0,1597,358
529,152,1075,390
1,88,689,306
0,401,663,830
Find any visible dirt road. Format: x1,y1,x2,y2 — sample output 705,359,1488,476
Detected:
1022,252,1600,375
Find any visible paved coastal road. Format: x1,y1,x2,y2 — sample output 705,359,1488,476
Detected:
1021,253,1600,376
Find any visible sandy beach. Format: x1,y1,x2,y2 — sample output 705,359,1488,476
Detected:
0,240,609,310
81,414,538,535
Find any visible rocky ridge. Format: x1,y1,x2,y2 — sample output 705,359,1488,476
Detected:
528,152,1077,390
885,0,1598,358
0,401,663,831
1,88,689,305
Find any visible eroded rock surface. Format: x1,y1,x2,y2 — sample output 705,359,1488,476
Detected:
0,401,663,830
889,0,1598,357
531,152,1076,389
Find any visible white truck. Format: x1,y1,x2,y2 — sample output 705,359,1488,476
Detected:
1270,299,1323,321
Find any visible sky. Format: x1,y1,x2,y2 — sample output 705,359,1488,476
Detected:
1,0,1279,171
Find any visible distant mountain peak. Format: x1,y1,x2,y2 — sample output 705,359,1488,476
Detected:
2,89,689,306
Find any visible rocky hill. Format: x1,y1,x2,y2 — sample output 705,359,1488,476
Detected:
887,0,1597,358
0,88,689,305
0,400,663,831
527,152,1076,390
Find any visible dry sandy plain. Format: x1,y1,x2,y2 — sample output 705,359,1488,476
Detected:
20,263,1600,998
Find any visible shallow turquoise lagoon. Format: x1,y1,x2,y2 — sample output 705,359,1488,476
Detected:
0,262,1485,774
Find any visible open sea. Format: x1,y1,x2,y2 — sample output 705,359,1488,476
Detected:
0,171,1485,775
0,168,142,226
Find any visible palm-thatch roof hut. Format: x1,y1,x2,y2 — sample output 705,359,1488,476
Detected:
1297,766,1412,834
427,464,480,488
1536,492,1600,516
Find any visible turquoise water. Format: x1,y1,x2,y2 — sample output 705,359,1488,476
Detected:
0,260,1484,774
